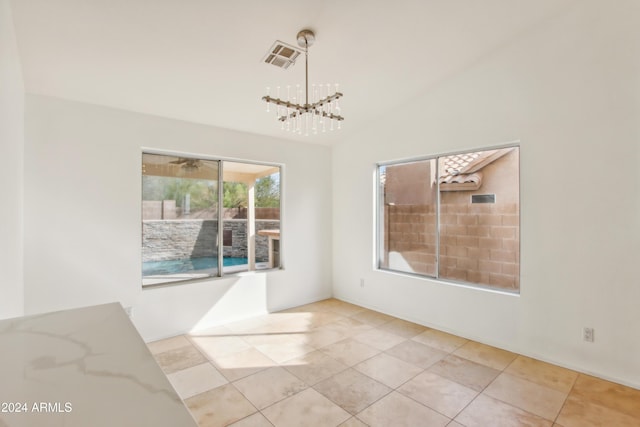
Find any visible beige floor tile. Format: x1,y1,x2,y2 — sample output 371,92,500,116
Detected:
233,366,307,409
412,329,468,353
166,362,228,400
268,311,347,333
189,324,234,337
354,352,423,388
243,333,315,363
153,344,209,374
147,335,192,355
149,301,640,427
291,299,357,315
484,373,567,420
352,328,406,351
307,311,349,328
428,354,500,392
323,317,374,337
242,321,304,335
304,326,351,349
185,384,257,427
453,341,517,370
258,312,315,333
568,374,640,419
324,300,368,317
228,412,274,427
352,309,395,326
398,371,477,418
282,350,348,385
190,335,252,360
378,318,428,338
339,417,369,427
212,347,276,381
314,368,391,415
319,338,380,366
261,388,351,427
356,391,450,427
290,300,336,312
555,395,640,427
224,315,273,334
505,356,578,393
454,394,552,427
385,339,448,369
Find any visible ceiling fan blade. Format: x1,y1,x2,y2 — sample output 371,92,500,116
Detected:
169,158,188,165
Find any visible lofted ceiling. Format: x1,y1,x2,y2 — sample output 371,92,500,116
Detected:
10,0,572,145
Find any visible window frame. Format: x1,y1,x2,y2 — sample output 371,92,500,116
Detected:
141,149,283,288
375,143,520,293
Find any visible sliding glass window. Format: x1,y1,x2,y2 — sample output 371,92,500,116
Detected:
142,152,281,287
377,146,520,292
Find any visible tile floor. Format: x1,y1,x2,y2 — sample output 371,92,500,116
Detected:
148,299,640,427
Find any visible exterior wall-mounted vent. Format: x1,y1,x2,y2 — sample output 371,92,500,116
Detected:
471,194,496,204
263,41,302,69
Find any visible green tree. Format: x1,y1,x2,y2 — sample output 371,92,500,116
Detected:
142,176,216,210
223,182,247,208
255,175,280,207
163,179,216,209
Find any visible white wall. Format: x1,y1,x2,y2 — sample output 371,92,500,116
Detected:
332,0,640,388
24,95,332,341
0,0,24,319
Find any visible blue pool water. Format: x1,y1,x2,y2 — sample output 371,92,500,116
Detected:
142,257,247,276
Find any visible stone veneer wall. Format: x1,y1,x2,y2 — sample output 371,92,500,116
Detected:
222,220,279,261
142,219,280,263
385,202,519,291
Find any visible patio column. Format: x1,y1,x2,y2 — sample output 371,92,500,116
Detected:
247,179,256,270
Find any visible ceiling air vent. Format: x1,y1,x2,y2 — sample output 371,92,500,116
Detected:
263,41,302,69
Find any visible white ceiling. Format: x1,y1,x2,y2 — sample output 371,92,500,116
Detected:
10,0,572,145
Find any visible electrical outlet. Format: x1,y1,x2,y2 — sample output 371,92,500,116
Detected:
360,278,365,288
583,327,594,343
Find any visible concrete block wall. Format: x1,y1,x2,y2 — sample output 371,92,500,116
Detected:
384,202,519,291
439,202,519,290
385,204,437,275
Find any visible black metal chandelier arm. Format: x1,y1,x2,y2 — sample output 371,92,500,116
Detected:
262,95,306,110
308,92,343,109
274,109,343,122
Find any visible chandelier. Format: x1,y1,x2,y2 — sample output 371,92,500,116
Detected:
262,29,344,135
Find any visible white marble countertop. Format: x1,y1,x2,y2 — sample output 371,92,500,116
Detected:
0,303,197,427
